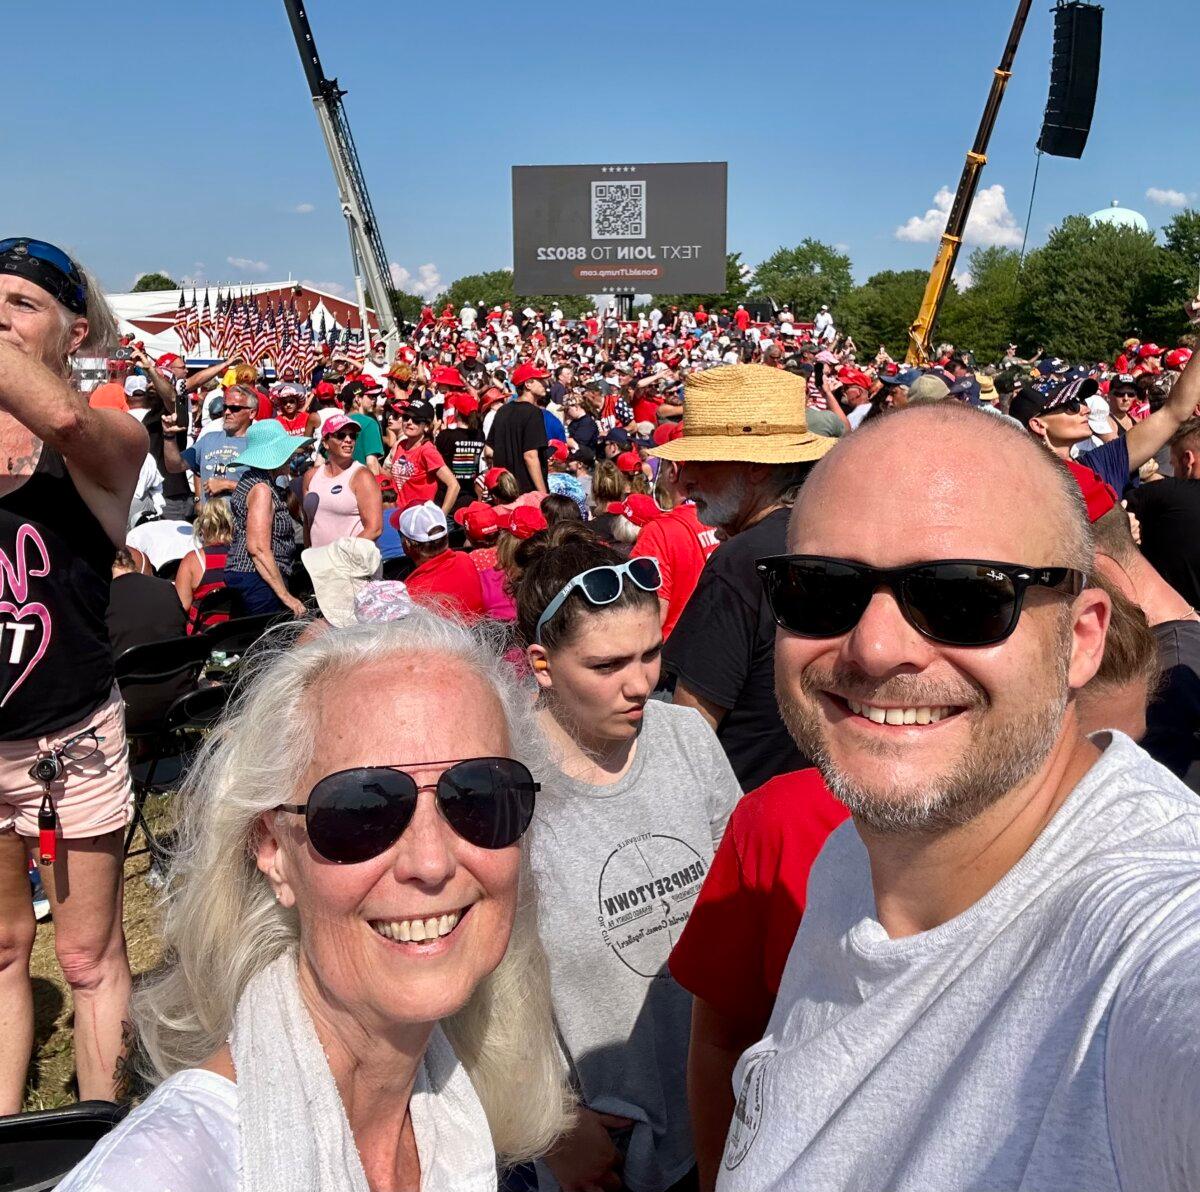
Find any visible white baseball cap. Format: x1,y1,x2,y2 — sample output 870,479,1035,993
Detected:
124,375,147,397
397,501,448,543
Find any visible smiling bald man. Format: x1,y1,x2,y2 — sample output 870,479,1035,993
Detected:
718,405,1200,1192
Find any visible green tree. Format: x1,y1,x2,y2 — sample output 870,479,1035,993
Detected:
636,252,754,310
1016,215,1165,360
751,240,854,320
938,247,1022,362
131,271,178,292
1139,208,1200,346
839,269,936,360
387,288,423,325
436,270,594,319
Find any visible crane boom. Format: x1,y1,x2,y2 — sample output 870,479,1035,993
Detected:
282,0,398,351
906,0,1033,365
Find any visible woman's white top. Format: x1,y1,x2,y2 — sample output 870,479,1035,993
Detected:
57,1030,497,1192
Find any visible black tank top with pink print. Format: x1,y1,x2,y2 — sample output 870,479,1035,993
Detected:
0,444,115,741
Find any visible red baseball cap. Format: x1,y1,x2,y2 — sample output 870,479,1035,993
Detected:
837,366,871,390
313,381,337,399
453,501,500,543
482,466,510,490
1165,348,1193,370
431,365,466,389
606,494,664,527
156,353,182,370
548,438,569,462
1137,343,1164,358
615,450,642,475
652,422,683,447
360,375,381,391
480,385,507,409
447,391,480,417
512,361,550,387
496,505,548,539
459,341,480,358
1065,459,1118,522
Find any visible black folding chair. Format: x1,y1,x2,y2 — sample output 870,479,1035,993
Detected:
114,637,210,866
200,612,285,658
0,1100,126,1192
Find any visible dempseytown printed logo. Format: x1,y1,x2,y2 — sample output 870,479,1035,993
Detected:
596,833,707,977
724,1048,777,1170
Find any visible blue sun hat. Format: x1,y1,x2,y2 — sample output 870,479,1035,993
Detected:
231,419,311,470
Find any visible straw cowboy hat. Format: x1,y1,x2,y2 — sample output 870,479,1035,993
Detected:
648,364,836,464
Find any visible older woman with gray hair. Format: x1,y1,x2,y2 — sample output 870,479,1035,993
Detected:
59,610,573,1191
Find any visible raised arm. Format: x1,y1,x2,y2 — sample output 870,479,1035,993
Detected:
1125,351,1200,471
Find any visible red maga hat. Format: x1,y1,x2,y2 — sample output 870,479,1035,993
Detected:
496,505,548,539
431,365,467,389
453,500,501,543
512,361,550,387
606,494,664,527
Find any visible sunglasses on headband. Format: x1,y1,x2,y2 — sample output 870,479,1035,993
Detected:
757,556,1086,648
276,756,538,864
534,557,662,645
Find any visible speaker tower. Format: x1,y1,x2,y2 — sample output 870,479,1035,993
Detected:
1038,2,1103,159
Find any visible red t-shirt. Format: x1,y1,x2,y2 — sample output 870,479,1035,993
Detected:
630,503,718,639
734,309,751,330
632,396,662,425
390,439,445,510
668,768,850,1027
405,548,487,621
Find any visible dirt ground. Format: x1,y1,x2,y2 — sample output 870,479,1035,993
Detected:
23,822,165,1111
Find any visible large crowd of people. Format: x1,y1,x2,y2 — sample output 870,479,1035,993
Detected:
1,236,1199,1191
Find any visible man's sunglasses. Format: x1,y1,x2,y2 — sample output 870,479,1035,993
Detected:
223,404,255,413
534,557,662,644
757,556,1086,648
276,756,538,864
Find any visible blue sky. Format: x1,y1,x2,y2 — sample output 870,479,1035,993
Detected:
8,0,1196,300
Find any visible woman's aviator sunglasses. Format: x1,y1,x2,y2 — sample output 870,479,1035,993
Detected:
275,756,538,864
757,555,1086,648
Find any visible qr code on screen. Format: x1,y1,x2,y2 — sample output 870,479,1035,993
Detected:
591,181,646,239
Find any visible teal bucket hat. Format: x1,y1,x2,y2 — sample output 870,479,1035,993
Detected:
231,419,311,471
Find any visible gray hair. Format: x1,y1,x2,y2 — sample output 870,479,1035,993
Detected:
132,611,573,1162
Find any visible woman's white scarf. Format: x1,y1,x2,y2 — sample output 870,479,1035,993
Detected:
230,950,496,1192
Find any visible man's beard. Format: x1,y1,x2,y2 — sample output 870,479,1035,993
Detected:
776,622,1073,835
690,482,746,533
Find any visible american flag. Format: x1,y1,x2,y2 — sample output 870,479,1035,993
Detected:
184,290,200,352
236,295,255,363
346,323,367,366
214,290,231,357
171,290,191,352
298,318,316,380
198,288,214,347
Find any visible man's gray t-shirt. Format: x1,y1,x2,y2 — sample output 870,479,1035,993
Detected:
718,733,1200,1191
529,701,740,1191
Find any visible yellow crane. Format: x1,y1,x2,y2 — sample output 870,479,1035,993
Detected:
907,0,1034,365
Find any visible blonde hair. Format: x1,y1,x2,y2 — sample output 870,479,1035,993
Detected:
591,460,626,505
194,499,233,547
132,612,573,1162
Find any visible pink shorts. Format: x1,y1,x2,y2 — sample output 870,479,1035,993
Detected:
0,687,133,839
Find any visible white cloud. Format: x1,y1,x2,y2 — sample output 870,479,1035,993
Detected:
953,268,974,291
226,256,269,274
896,184,1023,248
1146,187,1190,209
389,262,442,298
291,202,315,214
299,278,350,298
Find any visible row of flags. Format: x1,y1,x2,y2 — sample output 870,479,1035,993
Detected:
170,288,369,377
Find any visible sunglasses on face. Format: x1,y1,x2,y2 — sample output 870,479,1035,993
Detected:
757,555,1086,648
1043,398,1083,416
327,429,358,441
534,557,662,645
275,756,538,864
223,404,255,413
